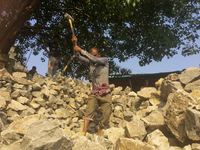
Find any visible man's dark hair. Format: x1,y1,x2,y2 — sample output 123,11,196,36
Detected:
32,66,36,69
53,34,60,39
89,47,99,53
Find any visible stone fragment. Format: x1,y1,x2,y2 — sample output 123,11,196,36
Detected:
185,108,200,141
185,80,200,93
115,138,155,150
17,96,30,104
123,111,134,122
0,96,6,110
164,90,198,143
149,91,161,106
141,110,165,133
20,121,73,150
32,73,45,85
137,87,157,99
32,91,43,98
41,85,50,97
1,129,21,145
32,82,41,91
125,117,147,140
0,91,11,101
5,114,40,135
128,91,137,97
178,67,200,85
55,108,70,119
12,76,34,85
192,143,200,150
160,80,184,101
147,129,170,150
101,127,125,145
33,97,46,106
7,100,29,111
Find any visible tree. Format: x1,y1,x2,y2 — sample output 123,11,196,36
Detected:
0,0,41,69
12,0,200,78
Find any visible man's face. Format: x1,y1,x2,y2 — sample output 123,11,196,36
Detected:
89,49,101,58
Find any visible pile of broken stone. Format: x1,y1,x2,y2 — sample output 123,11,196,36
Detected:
0,67,199,150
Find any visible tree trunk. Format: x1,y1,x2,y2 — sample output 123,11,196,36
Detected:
0,0,42,69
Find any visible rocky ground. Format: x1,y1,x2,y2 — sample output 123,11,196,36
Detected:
0,67,199,150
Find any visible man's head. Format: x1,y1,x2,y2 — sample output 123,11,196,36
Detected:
89,47,101,58
32,66,36,71
53,35,60,43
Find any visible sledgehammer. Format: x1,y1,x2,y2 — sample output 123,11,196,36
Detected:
64,13,76,45
62,13,77,74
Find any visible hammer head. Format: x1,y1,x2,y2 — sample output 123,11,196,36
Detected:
64,13,74,22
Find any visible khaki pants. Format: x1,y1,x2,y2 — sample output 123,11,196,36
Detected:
47,56,58,77
84,94,112,128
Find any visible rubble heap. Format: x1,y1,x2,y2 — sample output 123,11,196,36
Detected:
0,67,200,150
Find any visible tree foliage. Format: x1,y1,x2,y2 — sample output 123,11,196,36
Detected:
13,0,200,79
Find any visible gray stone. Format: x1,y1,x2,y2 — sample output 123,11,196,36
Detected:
164,90,198,143
185,79,200,93
178,67,200,85
1,129,21,145
20,121,73,150
137,87,157,99
17,96,30,104
123,111,134,122
55,108,70,119
192,143,200,150
0,96,6,110
101,127,125,145
32,82,41,91
141,110,165,133
125,116,147,140
33,97,46,106
185,108,200,141
12,76,34,85
115,138,155,150
7,100,29,111
32,73,45,85
32,91,43,98
160,79,184,101
41,85,50,97
147,129,170,150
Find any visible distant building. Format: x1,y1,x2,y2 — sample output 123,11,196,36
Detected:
109,71,182,92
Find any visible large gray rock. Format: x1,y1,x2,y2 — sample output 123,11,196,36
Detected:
32,73,45,85
160,80,184,101
164,90,198,143
101,127,125,145
137,87,157,100
178,67,200,85
12,72,27,78
0,96,6,110
20,121,73,150
12,76,34,85
7,100,29,111
4,114,40,135
55,108,70,119
184,79,200,93
147,129,170,150
141,110,165,133
125,116,147,140
185,108,200,141
115,138,155,150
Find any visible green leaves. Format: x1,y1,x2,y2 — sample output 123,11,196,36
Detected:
13,0,200,78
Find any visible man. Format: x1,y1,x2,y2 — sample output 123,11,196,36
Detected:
28,66,37,76
43,35,61,77
72,35,112,135
27,66,37,80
